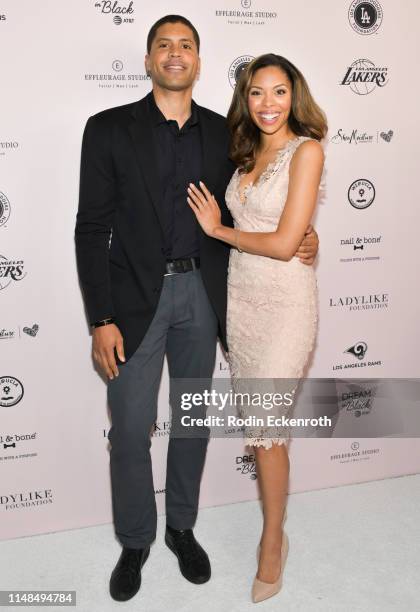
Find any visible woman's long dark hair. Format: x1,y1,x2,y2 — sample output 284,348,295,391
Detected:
227,53,328,173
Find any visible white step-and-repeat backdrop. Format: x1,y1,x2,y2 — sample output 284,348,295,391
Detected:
1,0,419,540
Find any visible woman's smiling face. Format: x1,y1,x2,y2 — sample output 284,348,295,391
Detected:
247,66,293,136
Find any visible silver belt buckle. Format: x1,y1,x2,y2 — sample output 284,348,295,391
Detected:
164,261,178,276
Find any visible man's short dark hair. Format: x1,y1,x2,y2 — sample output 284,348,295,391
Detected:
147,15,200,54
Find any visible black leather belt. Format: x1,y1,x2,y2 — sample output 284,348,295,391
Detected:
164,257,200,276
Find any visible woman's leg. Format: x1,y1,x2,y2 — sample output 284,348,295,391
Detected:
254,441,289,582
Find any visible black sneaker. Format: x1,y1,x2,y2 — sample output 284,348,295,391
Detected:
165,525,211,584
109,546,150,601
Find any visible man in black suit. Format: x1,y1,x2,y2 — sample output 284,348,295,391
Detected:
75,14,319,602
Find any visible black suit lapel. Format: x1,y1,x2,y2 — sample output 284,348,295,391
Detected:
197,105,234,235
128,97,165,235
198,106,220,194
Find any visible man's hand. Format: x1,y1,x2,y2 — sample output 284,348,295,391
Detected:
295,224,319,265
92,323,125,380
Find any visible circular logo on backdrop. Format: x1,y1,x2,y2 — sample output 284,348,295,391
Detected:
0,191,11,227
348,0,383,35
112,60,123,72
228,55,254,89
0,376,24,407
241,0,252,7
348,180,375,209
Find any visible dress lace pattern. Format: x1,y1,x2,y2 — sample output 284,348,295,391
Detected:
238,139,300,204
225,137,319,449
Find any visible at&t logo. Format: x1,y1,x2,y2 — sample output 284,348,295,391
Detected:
94,1,134,25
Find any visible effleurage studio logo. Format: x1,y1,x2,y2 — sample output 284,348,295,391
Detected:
0,14,6,22
93,1,134,25
84,60,150,89
348,0,383,35
341,59,388,95
216,0,277,26
0,141,19,157
330,441,381,463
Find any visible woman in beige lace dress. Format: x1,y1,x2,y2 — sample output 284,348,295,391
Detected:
187,54,327,603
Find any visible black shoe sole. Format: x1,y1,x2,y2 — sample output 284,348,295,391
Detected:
109,547,150,602
165,535,211,585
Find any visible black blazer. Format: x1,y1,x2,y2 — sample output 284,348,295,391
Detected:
75,94,236,362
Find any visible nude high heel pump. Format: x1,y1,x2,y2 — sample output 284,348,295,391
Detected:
252,508,289,604
252,532,289,603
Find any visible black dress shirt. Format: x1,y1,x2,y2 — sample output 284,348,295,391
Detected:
147,91,202,259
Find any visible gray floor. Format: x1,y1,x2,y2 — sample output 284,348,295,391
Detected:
1,474,419,612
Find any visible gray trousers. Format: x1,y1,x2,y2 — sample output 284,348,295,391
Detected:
107,269,218,548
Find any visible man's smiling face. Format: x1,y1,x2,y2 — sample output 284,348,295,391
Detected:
145,21,200,92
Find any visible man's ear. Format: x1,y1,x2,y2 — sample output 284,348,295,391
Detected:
145,54,151,77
